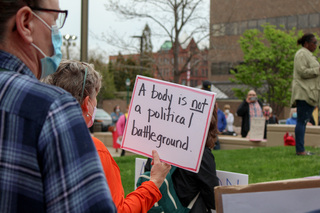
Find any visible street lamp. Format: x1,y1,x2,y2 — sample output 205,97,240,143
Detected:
63,34,77,59
125,78,131,105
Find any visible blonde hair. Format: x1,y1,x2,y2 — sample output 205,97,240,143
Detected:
43,59,102,104
224,104,230,110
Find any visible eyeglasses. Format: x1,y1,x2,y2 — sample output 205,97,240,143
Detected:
311,40,318,45
30,6,68,29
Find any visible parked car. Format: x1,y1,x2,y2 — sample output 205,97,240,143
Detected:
89,108,112,132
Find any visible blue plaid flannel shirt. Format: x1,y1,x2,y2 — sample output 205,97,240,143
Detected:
0,50,116,212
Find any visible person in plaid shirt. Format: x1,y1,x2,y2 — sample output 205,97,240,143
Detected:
0,0,116,212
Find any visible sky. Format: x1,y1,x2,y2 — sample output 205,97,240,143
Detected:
59,0,210,61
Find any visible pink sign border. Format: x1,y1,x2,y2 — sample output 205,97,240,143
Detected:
121,75,215,172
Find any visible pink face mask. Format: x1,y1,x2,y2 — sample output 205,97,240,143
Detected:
87,106,97,128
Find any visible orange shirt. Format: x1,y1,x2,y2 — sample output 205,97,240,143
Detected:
92,137,161,213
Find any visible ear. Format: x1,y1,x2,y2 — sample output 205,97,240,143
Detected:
15,6,34,44
81,96,90,113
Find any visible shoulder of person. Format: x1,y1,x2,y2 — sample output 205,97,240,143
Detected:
239,99,248,106
2,74,79,125
296,47,313,58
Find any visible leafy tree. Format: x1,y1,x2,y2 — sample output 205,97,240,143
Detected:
111,53,140,91
88,52,116,103
230,24,306,114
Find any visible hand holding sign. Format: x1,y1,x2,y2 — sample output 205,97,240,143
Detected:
121,76,216,172
150,150,171,188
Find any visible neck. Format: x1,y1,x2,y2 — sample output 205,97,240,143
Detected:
1,31,41,79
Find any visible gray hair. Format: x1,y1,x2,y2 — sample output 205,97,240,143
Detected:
43,59,102,104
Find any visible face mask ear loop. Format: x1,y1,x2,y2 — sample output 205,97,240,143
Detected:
81,67,88,101
32,11,51,30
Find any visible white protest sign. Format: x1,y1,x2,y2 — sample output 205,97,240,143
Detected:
122,76,216,173
216,170,248,186
221,188,320,213
134,158,147,189
249,117,265,141
134,159,248,189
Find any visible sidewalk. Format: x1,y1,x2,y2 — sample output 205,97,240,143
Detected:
107,146,122,157
106,145,137,158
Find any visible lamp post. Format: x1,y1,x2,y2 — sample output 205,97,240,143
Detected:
125,78,131,105
63,34,77,59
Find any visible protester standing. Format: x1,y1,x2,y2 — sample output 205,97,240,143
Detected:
217,108,227,133
117,105,129,156
144,102,220,212
263,105,278,139
286,108,298,125
222,104,236,135
291,33,320,156
236,90,263,138
171,106,220,212
0,1,115,212
111,105,123,152
45,60,171,212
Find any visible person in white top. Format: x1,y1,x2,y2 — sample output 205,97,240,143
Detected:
223,104,236,135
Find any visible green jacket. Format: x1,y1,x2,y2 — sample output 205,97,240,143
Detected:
291,47,320,107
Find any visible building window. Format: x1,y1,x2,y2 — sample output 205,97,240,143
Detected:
212,23,226,36
298,14,309,29
287,15,298,29
310,13,320,28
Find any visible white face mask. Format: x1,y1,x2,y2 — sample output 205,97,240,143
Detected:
87,106,97,128
87,99,97,128
225,109,230,114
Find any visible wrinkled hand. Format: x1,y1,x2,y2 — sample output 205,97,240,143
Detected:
149,150,171,188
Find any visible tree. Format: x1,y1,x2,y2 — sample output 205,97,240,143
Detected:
88,51,116,104
105,0,208,83
230,24,306,115
111,53,140,91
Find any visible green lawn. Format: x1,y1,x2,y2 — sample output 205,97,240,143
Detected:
114,146,320,196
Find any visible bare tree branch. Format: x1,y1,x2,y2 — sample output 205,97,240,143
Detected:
105,0,208,83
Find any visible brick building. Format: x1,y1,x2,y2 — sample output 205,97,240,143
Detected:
154,38,209,86
209,0,320,124
209,0,320,87
109,38,209,87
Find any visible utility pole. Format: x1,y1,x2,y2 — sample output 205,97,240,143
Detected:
81,0,88,62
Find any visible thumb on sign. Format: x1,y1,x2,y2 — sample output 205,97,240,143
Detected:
150,150,171,188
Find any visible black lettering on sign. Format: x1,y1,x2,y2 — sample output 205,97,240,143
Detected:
138,83,146,96
151,84,173,109
178,95,187,106
130,120,189,151
190,98,209,113
147,107,186,126
135,104,142,114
